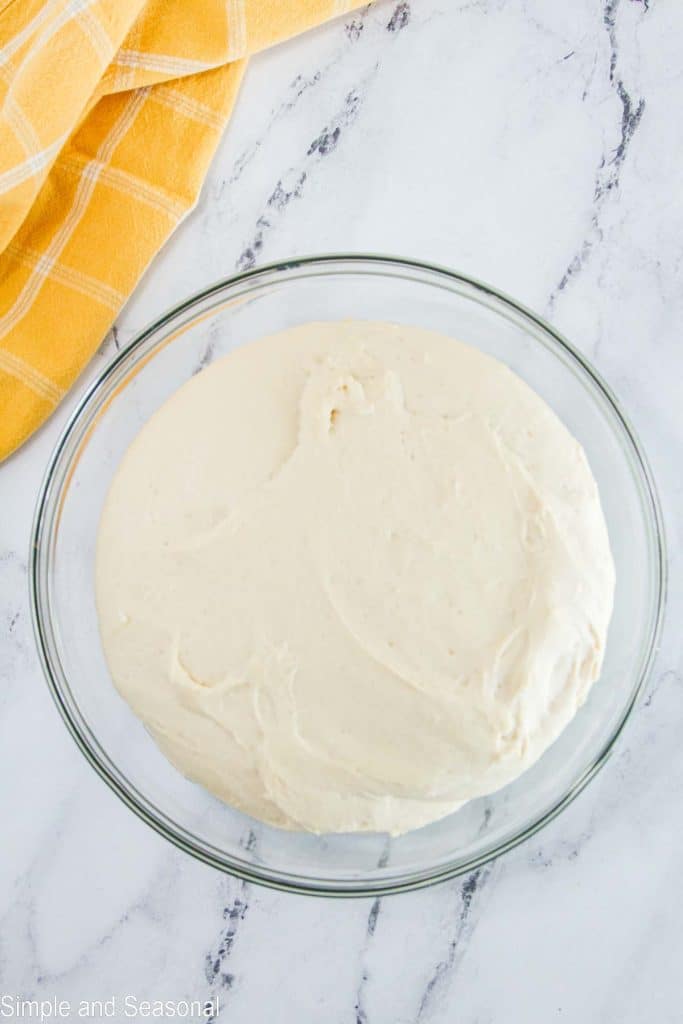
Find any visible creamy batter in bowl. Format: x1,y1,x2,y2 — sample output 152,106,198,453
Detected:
96,321,615,836
31,257,665,893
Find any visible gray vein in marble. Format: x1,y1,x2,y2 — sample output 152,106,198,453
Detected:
223,5,375,195
202,830,257,1020
232,0,419,270
17,878,152,989
548,0,647,311
203,889,245,1007
354,897,381,1024
1,551,29,696
98,323,140,363
194,337,216,375
236,74,377,271
97,324,120,359
345,13,366,42
5,887,41,988
353,843,389,1024
529,827,593,870
643,669,679,710
386,2,411,33
194,320,222,376
225,74,320,193
603,0,646,176
415,866,493,1022
476,804,493,836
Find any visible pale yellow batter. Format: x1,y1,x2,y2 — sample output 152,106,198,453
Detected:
96,321,615,835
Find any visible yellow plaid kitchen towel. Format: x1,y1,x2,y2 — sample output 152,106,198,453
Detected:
0,0,362,461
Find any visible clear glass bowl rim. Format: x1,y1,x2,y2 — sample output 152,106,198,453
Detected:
30,253,667,897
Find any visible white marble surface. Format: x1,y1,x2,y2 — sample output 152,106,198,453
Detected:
1,1,682,1020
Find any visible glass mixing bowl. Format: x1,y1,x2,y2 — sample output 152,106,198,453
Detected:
30,255,666,896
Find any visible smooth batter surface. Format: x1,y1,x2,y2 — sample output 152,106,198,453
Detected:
96,321,615,835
